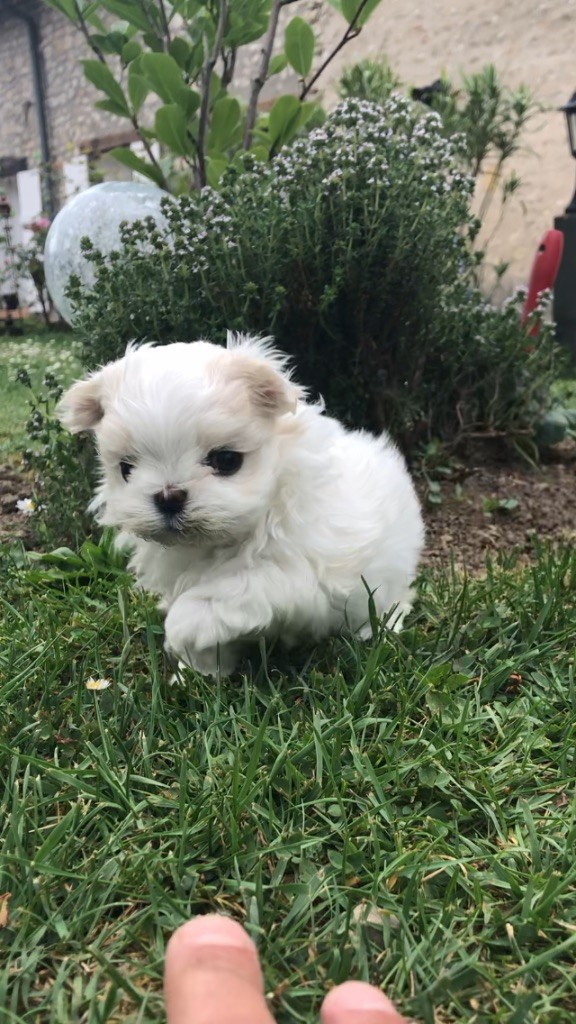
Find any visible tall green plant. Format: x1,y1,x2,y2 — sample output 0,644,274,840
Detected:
422,64,537,223
42,0,383,190
339,57,399,104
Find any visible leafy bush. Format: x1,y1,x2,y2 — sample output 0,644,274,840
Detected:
339,58,400,105
17,370,97,548
69,97,557,449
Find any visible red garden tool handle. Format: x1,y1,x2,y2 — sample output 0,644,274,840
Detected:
521,228,564,336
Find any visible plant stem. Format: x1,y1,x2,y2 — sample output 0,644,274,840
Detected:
197,0,228,188
73,0,106,62
221,47,237,89
157,0,172,46
243,0,283,150
300,0,372,101
130,115,170,192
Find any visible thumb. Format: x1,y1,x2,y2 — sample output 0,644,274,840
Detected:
164,915,275,1024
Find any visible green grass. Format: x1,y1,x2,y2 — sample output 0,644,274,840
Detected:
0,329,82,461
2,336,576,1021
2,534,576,1023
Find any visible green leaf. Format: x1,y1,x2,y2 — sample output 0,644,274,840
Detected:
84,3,107,31
94,97,131,118
143,30,164,52
82,60,129,115
249,144,270,162
140,52,186,105
127,70,148,112
225,0,270,47
122,40,141,64
341,0,383,27
206,156,228,189
268,96,317,149
284,17,315,78
98,0,153,32
207,97,242,152
209,70,225,106
88,31,127,55
268,53,288,77
268,94,301,145
154,104,194,157
177,88,201,120
109,147,165,187
169,36,192,71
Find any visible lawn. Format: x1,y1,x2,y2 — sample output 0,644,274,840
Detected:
0,329,82,461
1,336,576,1024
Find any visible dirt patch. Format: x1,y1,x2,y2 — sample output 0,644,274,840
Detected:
0,464,32,545
416,449,576,573
2,453,576,572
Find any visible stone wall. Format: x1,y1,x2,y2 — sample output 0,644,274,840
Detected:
38,3,129,160
0,8,42,169
0,1,132,196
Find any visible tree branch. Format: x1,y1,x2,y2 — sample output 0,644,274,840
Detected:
197,0,228,188
157,0,172,47
300,0,372,101
73,0,106,62
130,115,171,192
243,0,283,150
221,47,237,89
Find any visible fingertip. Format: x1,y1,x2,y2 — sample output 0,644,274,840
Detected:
166,914,258,961
164,915,271,1024
321,980,407,1023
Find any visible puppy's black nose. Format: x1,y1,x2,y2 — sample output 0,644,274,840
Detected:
154,487,188,516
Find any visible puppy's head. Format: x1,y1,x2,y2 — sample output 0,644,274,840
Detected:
58,335,303,544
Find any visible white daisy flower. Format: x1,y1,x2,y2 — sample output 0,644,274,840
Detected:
85,677,112,691
16,498,36,516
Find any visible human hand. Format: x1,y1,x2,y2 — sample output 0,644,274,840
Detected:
164,914,411,1024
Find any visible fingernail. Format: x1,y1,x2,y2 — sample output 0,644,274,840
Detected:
324,980,399,1013
173,914,256,952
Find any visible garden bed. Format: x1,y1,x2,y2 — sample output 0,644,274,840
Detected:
417,449,576,573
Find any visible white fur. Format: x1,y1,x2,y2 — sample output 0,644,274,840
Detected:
59,335,424,676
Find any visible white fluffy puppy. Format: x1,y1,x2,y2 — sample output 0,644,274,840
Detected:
59,335,424,676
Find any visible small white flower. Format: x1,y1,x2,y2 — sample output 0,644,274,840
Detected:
85,677,112,691
16,498,36,516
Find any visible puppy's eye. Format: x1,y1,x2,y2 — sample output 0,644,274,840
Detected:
205,449,243,476
119,460,134,482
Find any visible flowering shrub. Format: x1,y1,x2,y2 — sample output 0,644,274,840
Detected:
18,369,96,548
67,97,557,449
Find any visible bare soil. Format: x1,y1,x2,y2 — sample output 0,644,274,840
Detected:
416,447,576,573
0,464,31,545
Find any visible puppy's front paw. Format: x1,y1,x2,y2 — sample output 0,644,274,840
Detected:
185,645,240,678
165,595,214,656
164,594,239,676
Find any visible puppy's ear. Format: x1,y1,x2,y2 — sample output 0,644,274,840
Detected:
228,356,300,416
57,373,105,433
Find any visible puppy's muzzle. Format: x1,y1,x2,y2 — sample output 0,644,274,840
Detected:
153,487,188,517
